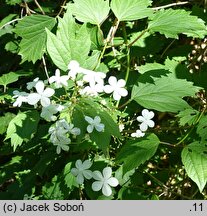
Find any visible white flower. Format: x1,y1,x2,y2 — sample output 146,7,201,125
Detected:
137,109,155,132
76,80,84,87
84,116,104,133
82,71,106,87
68,60,81,80
67,123,81,136
80,83,104,97
119,124,125,132
26,77,39,90
104,76,128,101
71,159,93,184
48,125,70,154
12,90,28,107
49,69,69,88
92,167,119,197
56,119,70,131
131,129,145,138
27,81,55,107
40,104,64,122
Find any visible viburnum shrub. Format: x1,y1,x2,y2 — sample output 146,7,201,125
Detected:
0,0,207,200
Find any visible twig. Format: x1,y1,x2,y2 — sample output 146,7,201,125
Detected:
106,18,120,44
153,1,189,10
57,0,67,17
42,56,49,80
34,0,45,15
128,29,148,48
0,18,21,30
24,1,31,15
161,39,176,58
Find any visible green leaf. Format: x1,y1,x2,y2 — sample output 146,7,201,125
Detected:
177,109,200,126
64,162,78,189
110,0,153,21
46,29,71,72
42,175,64,200
0,14,17,28
116,134,160,173
148,9,207,39
14,15,56,63
0,71,29,90
70,0,110,25
182,142,207,192
196,115,207,141
73,98,120,152
5,111,40,151
0,113,16,135
131,76,200,113
46,10,91,71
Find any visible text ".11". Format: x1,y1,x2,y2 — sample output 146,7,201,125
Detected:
192,203,203,212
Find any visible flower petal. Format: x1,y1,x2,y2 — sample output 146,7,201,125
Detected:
118,88,128,97
102,167,112,179
139,122,148,132
27,93,41,105
43,88,55,97
104,85,114,94
94,116,101,124
113,91,121,101
75,159,83,169
85,116,93,124
56,146,61,154
137,116,145,122
87,125,94,133
35,81,44,94
68,60,80,70
147,111,155,119
41,96,51,107
71,168,79,176
117,79,126,87
83,170,93,180
142,109,149,118
108,76,117,86
102,183,112,196
95,123,104,132
107,177,119,187
92,170,103,181
82,160,92,169
92,181,102,192
147,119,155,128
76,173,84,184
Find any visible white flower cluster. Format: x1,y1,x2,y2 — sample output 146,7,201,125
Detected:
131,109,155,138
48,115,104,154
49,119,81,154
68,60,128,100
71,159,119,197
12,79,64,122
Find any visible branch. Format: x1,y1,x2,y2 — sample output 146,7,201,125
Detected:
153,1,189,10
0,18,21,30
57,0,67,17
34,0,45,15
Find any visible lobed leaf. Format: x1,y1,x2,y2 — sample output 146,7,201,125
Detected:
5,111,40,151
196,115,207,141
70,0,110,25
14,15,56,63
182,142,207,192
116,134,160,173
0,71,30,89
110,0,153,21
131,76,201,113
46,10,91,71
177,109,200,126
148,9,207,39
